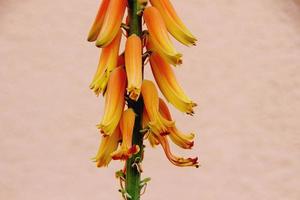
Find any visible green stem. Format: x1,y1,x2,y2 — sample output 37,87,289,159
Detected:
125,1,143,200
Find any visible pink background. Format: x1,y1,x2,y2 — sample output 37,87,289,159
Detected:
1,0,300,199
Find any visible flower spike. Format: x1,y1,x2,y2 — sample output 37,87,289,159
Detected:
87,0,110,42
90,30,122,96
111,109,140,160
141,80,174,135
150,52,197,114
149,0,197,46
97,67,126,136
96,0,127,47
92,127,122,167
143,6,182,66
125,34,143,101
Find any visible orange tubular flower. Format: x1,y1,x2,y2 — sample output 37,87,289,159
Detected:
92,126,121,167
159,98,195,149
111,109,140,160
87,0,110,42
143,6,182,66
97,67,126,136
155,134,199,167
90,30,122,96
141,80,174,135
149,0,197,46
150,52,197,114
125,34,143,101
96,0,127,47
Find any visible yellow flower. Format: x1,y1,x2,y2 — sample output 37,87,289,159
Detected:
125,34,143,101
111,109,140,160
149,0,197,46
142,108,198,167
150,52,196,114
92,127,121,167
141,80,174,135
87,0,110,42
97,67,126,136
159,98,195,149
96,0,127,47
90,30,122,96
143,6,182,66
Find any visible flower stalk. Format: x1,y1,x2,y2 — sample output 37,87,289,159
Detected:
125,0,144,199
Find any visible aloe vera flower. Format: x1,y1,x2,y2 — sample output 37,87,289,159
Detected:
87,0,199,198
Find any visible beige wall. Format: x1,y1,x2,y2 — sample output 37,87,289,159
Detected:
1,0,300,199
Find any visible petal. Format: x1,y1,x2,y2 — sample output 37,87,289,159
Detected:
125,34,143,101
149,0,197,46
90,30,122,96
141,80,174,135
111,109,140,160
97,67,126,136
96,0,127,47
150,52,196,114
92,126,122,167
143,6,182,65
87,0,110,42
159,98,195,149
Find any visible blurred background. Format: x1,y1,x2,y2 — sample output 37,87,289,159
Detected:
1,0,300,199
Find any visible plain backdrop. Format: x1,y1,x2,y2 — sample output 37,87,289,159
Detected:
1,0,300,199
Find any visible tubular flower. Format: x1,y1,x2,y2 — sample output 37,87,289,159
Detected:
159,98,195,149
142,104,198,167
125,34,143,101
96,0,127,47
97,67,126,136
87,0,110,42
155,133,199,167
143,6,182,66
149,0,197,46
92,126,121,167
90,30,122,96
111,109,140,160
141,80,174,135
150,52,197,114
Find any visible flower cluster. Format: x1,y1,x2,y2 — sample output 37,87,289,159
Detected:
88,0,198,168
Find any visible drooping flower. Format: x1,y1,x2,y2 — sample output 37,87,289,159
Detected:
111,109,140,160
87,0,110,42
143,6,182,66
90,30,122,96
159,98,195,149
142,108,198,167
92,126,121,167
96,0,127,47
125,34,143,101
150,52,196,114
154,133,199,167
97,67,126,136
149,0,197,46
141,80,174,135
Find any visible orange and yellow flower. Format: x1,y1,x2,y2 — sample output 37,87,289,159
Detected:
143,6,182,66
92,126,121,167
90,30,122,96
141,80,174,135
142,107,198,167
159,98,195,149
125,34,143,101
95,0,127,47
87,0,110,42
97,67,126,136
150,52,196,114
149,0,197,46
111,109,140,160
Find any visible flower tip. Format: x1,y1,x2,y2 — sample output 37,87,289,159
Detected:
127,87,141,101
